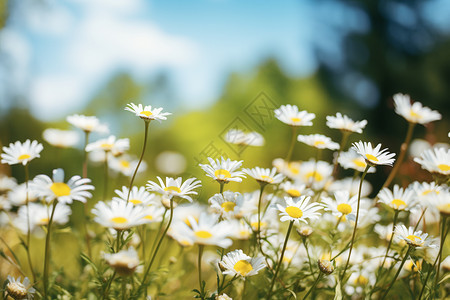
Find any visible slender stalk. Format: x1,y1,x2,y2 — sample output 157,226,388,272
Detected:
382,122,415,189
380,245,412,300
413,207,427,232
121,277,127,300
83,131,90,178
302,239,314,277
332,131,350,177
81,134,93,257
43,201,58,300
149,207,168,256
418,250,441,299
285,126,298,162
434,216,447,290
127,121,150,203
102,271,116,300
341,165,370,281
103,151,109,200
256,184,266,250
219,182,225,194
302,272,323,300
198,244,205,300
23,164,36,282
267,220,294,298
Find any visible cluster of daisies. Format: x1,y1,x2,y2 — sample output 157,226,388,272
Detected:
0,95,449,299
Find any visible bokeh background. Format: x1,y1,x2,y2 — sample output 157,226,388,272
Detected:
1,0,449,198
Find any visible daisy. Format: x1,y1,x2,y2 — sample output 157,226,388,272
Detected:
103,247,140,276
318,259,335,275
298,160,333,189
219,249,266,278
394,225,436,248
42,128,79,148
0,195,11,211
280,181,310,198
1,140,43,166
273,158,302,179
327,177,373,197
377,185,417,211
276,196,323,224
199,156,246,183
326,113,367,133
172,213,232,248
173,203,205,227
92,199,148,230
109,154,148,177
167,221,195,247
337,150,376,173
113,186,156,206
414,147,450,176
85,135,130,156
322,191,359,221
428,190,450,217
228,220,253,240
297,134,339,150
393,93,442,125
67,114,108,133
352,141,396,167
7,182,38,206
209,191,244,218
5,275,36,300
243,167,284,185
146,176,201,202
224,129,264,146
125,103,172,122
141,205,166,223
410,181,444,204
0,175,17,193
30,168,94,204
274,104,315,127
14,202,72,233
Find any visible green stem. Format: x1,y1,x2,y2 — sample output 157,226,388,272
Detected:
127,121,149,203
103,151,109,200
198,244,205,300
434,216,447,290
23,164,36,283
285,126,298,162
257,184,266,251
43,201,58,300
102,271,116,300
382,122,415,189
341,165,370,281
413,207,427,232
83,131,90,178
121,277,127,300
380,245,412,300
303,239,314,277
149,208,168,256
267,220,294,298
302,272,323,300
332,131,350,177
418,249,441,300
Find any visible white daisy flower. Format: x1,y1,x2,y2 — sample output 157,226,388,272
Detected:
394,225,436,248
113,186,157,206
410,181,444,202
14,202,72,234
85,135,130,156
274,104,315,127
7,182,39,206
276,196,323,224
272,158,302,179
167,220,195,247
67,114,109,133
92,199,149,230
1,140,43,166
0,175,17,193
173,203,205,227
0,195,11,211
103,246,140,276
228,219,252,240
298,160,333,189
337,149,376,173
146,176,201,202
327,177,373,197
352,141,396,167
109,154,148,177
326,113,367,133
224,129,264,146
6,275,36,300
297,134,339,150
280,181,311,198
141,205,166,223
171,213,232,248
377,185,417,211
219,249,266,278
393,93,442,124
209,191,244,218
414,147,450,175
42,128,79,148
30,168,94,204
428,189,450,217
243,167,284,185
125,103,172,122
199,157,246,183
322,191,359,221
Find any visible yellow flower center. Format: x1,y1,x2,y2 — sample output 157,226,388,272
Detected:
18,154,31,161
406,235,422,244
305,171,323,182
365,154,379,162
337,203,352,215
390,199,406,209
164,186,181,193
141,111,153,117
100,143,113,150
314,141,325,147
40,217,49,224
290,117,301,123
143,215,153,220
260,175,274,183
233,260,253,276
288,163,300,174
130,199,142,205
437,203,450,215
111,217,128,224
409,110,420,118
354,275,369,285
120,160,130,168
285,206,303,218
251,221,266,229
50,182,71,197
184,216,199,227
438,164,450,172
214,169,231,179
195,230,212,239
287,189,301,197
352,159,366,168
221,201,236,212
